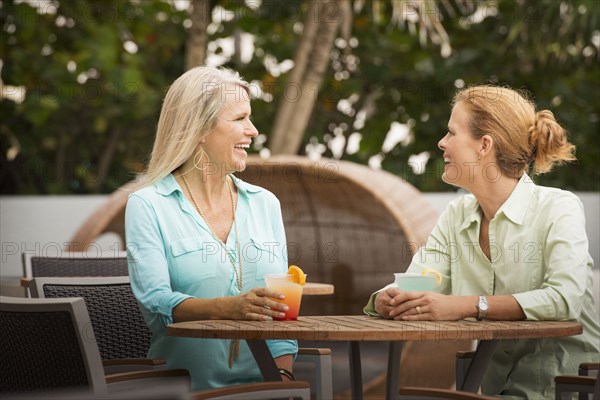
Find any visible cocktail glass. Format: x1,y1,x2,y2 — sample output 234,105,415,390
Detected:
264,274,304,321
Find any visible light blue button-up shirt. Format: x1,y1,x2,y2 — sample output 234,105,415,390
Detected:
125,173,297,390
364,173,600,398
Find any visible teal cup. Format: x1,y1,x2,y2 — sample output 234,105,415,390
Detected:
394,273,437,291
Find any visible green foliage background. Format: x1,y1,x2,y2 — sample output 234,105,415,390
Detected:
1,0,599,194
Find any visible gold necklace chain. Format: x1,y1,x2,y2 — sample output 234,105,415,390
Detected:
180,172,243,292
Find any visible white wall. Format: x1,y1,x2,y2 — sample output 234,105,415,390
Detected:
0,196,122,296
1,193,598,298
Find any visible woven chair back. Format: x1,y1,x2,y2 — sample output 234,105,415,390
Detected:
32,277,152,360
0,296,105,394
23,252,128,278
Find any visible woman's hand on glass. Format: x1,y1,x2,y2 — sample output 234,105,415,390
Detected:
388,291,469,321
374,286,402,319
227,287,289,321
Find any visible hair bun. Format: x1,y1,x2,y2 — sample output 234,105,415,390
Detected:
535,109,558,129
529,109,576,174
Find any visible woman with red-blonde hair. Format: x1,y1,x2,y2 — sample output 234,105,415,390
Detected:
365,85,599,398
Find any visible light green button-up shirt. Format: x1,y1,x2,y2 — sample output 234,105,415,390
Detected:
126,174,297,391
364,173,600,399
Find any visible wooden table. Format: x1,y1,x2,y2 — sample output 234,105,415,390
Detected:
167,315,582,400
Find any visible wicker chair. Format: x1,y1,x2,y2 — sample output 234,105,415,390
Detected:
22,251,129,299
22,252,129,279
22,252,166,374
0,296,190,395
68,155,471,392
29,277,158,374
457,354,600,398
555,362,599,400
28,276,326,398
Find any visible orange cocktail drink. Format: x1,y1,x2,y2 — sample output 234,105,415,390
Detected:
264,274,304,321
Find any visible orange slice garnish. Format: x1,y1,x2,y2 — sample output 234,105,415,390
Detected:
421,268,443,286
288,265,306,286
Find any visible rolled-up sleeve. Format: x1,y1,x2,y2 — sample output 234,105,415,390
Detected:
126,194,193,327
512,194,592,320
267,340,298,359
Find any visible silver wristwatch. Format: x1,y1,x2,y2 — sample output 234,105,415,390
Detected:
476,295,488,320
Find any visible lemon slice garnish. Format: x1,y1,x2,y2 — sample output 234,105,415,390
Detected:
288,265,306,286
421,268,443,286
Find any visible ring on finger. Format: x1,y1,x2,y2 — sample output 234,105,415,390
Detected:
416,305,422,314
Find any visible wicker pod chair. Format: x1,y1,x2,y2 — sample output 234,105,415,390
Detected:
68,155,471,393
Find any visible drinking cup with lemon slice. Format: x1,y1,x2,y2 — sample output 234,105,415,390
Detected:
264,265,306,320
394,268,443,291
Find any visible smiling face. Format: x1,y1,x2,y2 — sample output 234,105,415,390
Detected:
201,84,258,174
438,101,483,189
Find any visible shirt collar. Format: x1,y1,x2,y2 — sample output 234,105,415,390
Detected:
459,172,534,231
229,174,263,196
496,172,535,225
155,173,180,196
459,195,480,232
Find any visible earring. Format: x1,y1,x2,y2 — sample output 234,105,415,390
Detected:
193,146,209,171
478,154,481,161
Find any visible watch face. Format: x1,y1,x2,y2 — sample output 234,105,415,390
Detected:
479,302,489,311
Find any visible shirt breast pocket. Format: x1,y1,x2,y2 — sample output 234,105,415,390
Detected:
170,237,218,283
246,237,285,282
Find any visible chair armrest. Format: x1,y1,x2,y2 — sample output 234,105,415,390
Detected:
579,362,599,375
105,368,189,384
103,358,167,374
456,351,476,359
105,368,190,394
295,347,333,400
190,381,310,400
297,347,331,356
399,387,497,399
554,376,596,386
103,358,166,367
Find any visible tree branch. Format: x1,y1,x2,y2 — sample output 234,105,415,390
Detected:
185,0,212,70
269,0,343,155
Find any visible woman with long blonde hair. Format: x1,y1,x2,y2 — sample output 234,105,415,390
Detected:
126,67,297,390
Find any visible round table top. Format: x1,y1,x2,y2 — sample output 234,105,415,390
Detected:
167,315,583,342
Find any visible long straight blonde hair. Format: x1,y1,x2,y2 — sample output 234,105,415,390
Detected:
134,67,250,190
